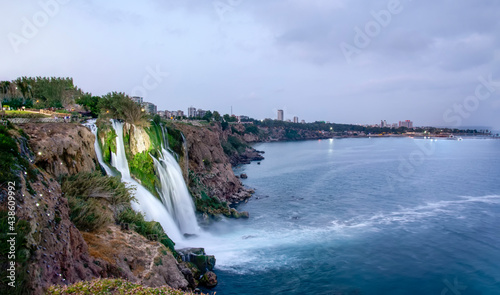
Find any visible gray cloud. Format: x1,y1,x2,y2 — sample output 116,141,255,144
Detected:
1,0,499,129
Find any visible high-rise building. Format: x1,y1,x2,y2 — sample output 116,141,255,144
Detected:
177,110,184,117
399,120,414,128
277,109,284,121
143,102,157,114
381,120,388,128
197,109,207,118
188,107,197,118
293,116,299,123
131,96,143,104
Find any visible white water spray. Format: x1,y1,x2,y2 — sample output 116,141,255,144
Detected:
153,148,200,235
110,120,183,242
83,119,115,176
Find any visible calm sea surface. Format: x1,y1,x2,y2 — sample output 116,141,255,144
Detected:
201,137,500,295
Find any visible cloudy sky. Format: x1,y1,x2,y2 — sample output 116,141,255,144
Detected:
2,0,500,129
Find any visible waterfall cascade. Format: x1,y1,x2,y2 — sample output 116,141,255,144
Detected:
84,120,115,176
153,147,200,235
109,120,184,242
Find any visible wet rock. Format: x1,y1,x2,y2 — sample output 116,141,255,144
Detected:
200,271,218,288
177,248,216,273
240,173,248,179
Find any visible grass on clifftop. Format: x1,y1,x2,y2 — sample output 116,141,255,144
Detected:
46,278,207,295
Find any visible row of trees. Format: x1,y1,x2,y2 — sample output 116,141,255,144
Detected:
1,77,82,109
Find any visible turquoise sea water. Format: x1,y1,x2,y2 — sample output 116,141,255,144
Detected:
202,138,500,295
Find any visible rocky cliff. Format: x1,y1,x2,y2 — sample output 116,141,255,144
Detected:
21,123,99,177
174,123,254,204
0,123,195,294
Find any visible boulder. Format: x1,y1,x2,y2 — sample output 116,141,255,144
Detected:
177,248,216,273
240,173,248,179
200,271,218,288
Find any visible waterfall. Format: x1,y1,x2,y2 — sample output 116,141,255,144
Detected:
109,120,183,242
153,148,200,235
110,120,131,179
161,123,169,149
83,119,115,176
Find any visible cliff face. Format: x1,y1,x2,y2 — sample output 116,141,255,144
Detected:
174,123,253,204
0,123,193,294
3,123,102,294
22,123,99,177
124,123,151,155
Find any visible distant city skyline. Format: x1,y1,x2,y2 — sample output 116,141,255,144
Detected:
2,1,500,129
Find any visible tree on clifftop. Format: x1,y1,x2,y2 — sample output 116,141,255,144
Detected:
98,92,149,127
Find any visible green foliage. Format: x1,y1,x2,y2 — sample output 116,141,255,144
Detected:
231,126,241,135
245,125,259,135
213,111,221,122
100,127,117,164
46,278,203,295
194,191,229,214
2,111,47,119
76,93,100,117
221,121,229,130
223,135,248,156
146,123,163,152
0,126,20,186
166,124,184,157
67,196,112,232
118,208,176,253
223,114,238,122
202,110,213,122
2,77,79,109
1,97,32,110
152,114,162,125
98,92,148,126
285,128,300,140
128,151,157,197
0,212,31,295
62,172,133,231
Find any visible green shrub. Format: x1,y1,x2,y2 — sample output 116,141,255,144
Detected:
245,125,259,135
118,208,176,253
165,125,184,157
0,126,20,186
67,196,112,232
222,135,248,156
62,172,133,231
285,128,300,140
